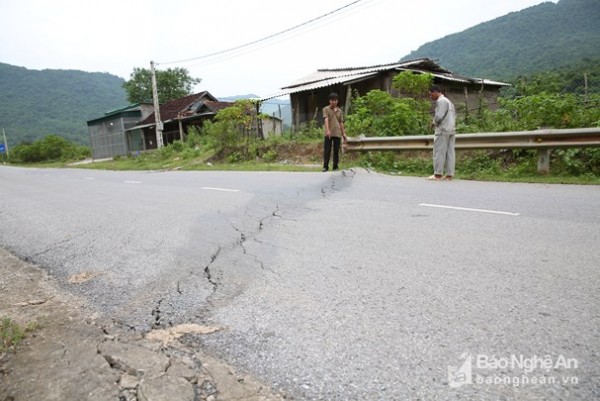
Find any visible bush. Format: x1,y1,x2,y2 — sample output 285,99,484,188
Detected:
181,147,201,160
226,151,243,163
158,144,176,159
185,126,205,149
345,88,431,137
170,140,185,153
294,121,323,140
553,148,600,175
262,149,278,162
10,135,90,163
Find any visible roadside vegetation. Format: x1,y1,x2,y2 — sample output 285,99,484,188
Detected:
5,70,599,184
0,317,37,354
7,135,90,164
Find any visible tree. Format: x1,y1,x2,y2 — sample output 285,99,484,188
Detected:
122,67,201,104
205,100,257,150
392,71,433,98
345,72,434,137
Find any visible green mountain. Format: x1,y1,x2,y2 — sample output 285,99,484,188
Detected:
0,63,128,145
402,0,600,81
3,0,597,148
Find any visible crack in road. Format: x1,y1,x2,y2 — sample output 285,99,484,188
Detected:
321,168,357,197
203,247,221,289
151,299,164,328
29,237,74,259
152,172,357,329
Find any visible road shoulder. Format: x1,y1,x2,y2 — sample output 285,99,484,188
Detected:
0,248,287,401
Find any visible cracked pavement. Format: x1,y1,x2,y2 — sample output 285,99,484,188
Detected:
0,167,349,400
1,166,599,400
0,247,287,401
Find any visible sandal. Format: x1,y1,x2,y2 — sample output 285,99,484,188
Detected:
427,175,441,181
442,176,453,181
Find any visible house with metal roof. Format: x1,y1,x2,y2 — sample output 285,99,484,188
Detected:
264,57,510,129
86,92,230,158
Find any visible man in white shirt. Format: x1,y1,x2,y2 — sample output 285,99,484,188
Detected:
428,85,456,181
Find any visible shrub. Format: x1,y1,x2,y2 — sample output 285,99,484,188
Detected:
10,135,90,163
262,149,278,162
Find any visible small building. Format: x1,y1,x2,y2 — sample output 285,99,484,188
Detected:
261,115,283,138
264,58,510,129
88,91,285,158
135,92,285,146
86,103,154,159
134,91,231,149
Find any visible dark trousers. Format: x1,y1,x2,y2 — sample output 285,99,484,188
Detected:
323,136,341,169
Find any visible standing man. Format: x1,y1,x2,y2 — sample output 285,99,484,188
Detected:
428,85,457,180
322,92,347,172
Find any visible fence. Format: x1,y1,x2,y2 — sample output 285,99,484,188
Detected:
343,127,600,174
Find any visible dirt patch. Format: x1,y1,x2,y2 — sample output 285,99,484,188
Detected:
0,248,289,401
146,324,221,346
67,271,104,284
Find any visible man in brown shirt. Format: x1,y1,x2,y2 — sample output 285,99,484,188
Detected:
322,92,347,172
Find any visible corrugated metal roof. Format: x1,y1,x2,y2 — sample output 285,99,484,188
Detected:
261,57,509,101
282,58,445,89
263,72,378,100
397,68,511,86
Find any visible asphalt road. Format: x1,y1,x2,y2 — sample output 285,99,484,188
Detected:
1,165,598,400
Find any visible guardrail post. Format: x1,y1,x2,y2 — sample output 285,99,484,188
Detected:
537,149,551,175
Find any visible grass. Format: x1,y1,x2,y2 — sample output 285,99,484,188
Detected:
0,317,37,354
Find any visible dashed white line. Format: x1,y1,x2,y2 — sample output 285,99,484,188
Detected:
419,203,520,216
124,180,142,184
201,186,240,192
84,177,95,180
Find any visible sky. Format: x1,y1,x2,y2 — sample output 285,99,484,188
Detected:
1,0,557,99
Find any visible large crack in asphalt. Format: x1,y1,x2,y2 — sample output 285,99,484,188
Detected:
2,169,361,399
143,169,359,330
204,247,222,288
192,170,358,320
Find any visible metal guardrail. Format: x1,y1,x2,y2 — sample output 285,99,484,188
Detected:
344,127,600,152
343,127,600,174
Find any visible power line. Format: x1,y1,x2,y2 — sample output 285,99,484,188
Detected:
183,0,384,69
158,0,371,66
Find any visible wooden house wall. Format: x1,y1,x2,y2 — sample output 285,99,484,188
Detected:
290,72,401,128
432,83,504,116
290,73,505,129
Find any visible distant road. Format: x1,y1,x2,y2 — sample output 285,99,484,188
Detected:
1,165,598,400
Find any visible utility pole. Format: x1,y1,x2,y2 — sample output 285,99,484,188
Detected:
150,61,164,148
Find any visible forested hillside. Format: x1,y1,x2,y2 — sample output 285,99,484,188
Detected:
0,63,127,145
2,0,598,147
402,0,600,82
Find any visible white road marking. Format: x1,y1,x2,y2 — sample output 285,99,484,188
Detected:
201,186,240,192
124,180,142,184
419,203,520,216
84,177,95,180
